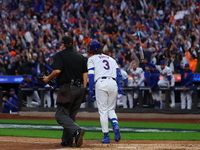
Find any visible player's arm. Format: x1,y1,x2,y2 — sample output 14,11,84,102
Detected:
87,57,96,101
167,68,173,85
176,64,184,72
184,72,194,87
138,69,145,85
116,68,126,95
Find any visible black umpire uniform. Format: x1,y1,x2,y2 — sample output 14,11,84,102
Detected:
43,36,88,147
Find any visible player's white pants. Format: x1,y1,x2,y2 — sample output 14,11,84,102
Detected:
181,91,193,109
95,78,118,133
44,85,51,107
123,82,134,108
27,91,41,107
44,91,51,107
158,78,175,106
152,91,162,109
53,91,58,108
133,82,144,99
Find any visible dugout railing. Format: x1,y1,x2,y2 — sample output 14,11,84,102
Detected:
9,86,200,114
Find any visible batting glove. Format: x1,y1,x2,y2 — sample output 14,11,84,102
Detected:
89,91,96,102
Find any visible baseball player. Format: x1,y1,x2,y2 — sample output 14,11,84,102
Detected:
87,40,125,144
119,64,134,108
146,63,162,109
19,74,41,107
128,61,145,107
2,96,11,113
31,67,51,107
156,60,175,108
177,63,194,109
9,88,18,113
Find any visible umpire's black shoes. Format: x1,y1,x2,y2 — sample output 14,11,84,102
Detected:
74,129,85,147
60,142,73,147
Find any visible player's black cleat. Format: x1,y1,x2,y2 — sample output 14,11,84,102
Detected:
74,129,85,147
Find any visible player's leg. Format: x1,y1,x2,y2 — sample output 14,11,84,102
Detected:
127,91,133,108
122,94,128,108
26,96,32,107
95,80,110,143
186,91,193,109
158,79,166,107
32,91,41,106
133,90,138,108
107,80,121,142
181,91,186,109
53,91,58,108
44,91,51,108
170,79,175,108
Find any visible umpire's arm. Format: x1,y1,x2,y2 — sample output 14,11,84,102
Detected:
83,72,88,88
43,70,61,83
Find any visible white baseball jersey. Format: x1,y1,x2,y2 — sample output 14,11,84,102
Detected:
156,65,174,80
129,67,145,85
87,53,119,133
88,54,118,81
121,69,133,86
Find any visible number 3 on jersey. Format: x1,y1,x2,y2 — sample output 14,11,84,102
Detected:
103,60,110,70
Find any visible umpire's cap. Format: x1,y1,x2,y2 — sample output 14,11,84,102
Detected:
90,40,101,51
61,36,73,46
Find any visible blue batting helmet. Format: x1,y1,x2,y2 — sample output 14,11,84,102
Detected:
89,40,101,51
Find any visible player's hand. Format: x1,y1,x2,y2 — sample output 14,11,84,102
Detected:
167,85,171,89
118,89,126,96
89,91,96,102
149,89,152,94
183,86,187,91
118,84,126,96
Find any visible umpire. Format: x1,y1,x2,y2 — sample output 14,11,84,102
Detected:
43,36,88,147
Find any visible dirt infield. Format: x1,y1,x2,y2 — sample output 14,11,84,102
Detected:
1,136,200,150
1,114,200,150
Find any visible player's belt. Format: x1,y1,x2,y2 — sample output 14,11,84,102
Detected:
101,77,116,81
95,77,116,83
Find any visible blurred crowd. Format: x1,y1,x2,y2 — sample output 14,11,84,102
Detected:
1,0,200,111
0,0,200,75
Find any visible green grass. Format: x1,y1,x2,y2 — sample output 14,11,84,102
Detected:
1,119,200,140
1,119,200,130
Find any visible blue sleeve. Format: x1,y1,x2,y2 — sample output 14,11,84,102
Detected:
88,74,94,91
116,68,123,84
44,64,53,73
88,67,95,91
167,75,171,82
123,78,128,85
184,72,194,87
176,64,184,72
151,75,158,89
144,71,151,86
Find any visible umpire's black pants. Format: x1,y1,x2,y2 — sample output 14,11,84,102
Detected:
55,84,85,143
